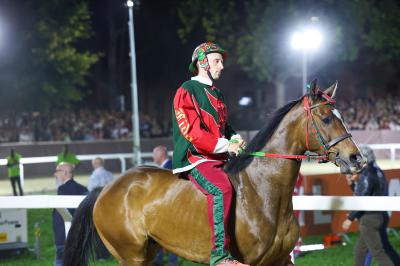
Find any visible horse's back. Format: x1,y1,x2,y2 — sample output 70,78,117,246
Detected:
94,166,184,221
93,166,212,263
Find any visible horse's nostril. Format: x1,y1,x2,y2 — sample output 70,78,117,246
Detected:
350,153,363,164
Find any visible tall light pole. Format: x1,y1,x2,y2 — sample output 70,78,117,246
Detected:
127,0,141,165
291,28,323,95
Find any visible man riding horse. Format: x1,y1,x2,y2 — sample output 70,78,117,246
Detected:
63,43,365,266
172,42,247,266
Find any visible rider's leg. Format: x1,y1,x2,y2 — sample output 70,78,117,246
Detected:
188,161,234,266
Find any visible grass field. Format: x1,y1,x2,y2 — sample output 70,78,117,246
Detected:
0,209,399,265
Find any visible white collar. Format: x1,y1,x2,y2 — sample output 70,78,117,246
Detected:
191,75,212,86
160,159,169,168
63,177,72,185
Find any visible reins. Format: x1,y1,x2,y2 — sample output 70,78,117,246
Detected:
244,151,328,162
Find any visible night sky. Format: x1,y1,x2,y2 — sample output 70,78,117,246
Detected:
86,0,256,119
88,0,195,115
0,0,263,118
0,1,195,114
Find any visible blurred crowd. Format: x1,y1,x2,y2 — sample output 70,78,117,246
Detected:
232,95,400,131
0,109,171,143
0,96,399,143
339,96,400,131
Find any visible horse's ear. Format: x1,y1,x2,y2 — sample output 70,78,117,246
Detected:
309,78,319,98
325,81,338,99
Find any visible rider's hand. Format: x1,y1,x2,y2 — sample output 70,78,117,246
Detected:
231,136,246,150
228,139,244,156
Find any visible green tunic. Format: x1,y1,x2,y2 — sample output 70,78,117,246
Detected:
57,152,80,166
6,153,21,178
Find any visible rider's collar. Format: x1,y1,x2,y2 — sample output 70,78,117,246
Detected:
191,75,212,86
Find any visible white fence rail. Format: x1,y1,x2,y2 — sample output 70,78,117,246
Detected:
0,195,399,211
0,152,170,186
0,152,160,173
369,143,400,161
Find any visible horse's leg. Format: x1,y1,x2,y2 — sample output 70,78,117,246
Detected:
118,239,149,266
97,225,150,266
96,226,123,262
95,229,148,266
94,199,150,266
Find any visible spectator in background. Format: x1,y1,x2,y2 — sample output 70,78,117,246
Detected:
342,145,399,266
87,157,114,191
152,145,172,169
53,163,87,266
56,144,80,167
6,149,23,196
152,145,177,266
87,157,113,260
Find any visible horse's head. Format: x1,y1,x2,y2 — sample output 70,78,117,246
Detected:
301,79,365,174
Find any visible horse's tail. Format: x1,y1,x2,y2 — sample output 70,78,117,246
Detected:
63,187,104,266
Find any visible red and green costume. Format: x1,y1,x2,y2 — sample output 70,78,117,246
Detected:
172,75,240,265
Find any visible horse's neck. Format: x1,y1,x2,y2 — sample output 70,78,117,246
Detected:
240,105,304,208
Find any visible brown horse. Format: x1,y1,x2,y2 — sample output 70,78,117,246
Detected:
63,80,365,266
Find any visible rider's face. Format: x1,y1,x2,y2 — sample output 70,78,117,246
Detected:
207,53,224,80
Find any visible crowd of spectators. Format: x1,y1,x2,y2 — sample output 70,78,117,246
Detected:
338,96,400,131
231,95,400,131
0,95,399,143
0,109,171,143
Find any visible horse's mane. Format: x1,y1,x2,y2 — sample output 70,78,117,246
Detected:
225,97,302,174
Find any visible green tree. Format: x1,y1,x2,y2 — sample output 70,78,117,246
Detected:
177,0,400,105
21,0,100,109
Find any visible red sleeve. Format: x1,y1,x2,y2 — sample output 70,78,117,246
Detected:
174,87,219,153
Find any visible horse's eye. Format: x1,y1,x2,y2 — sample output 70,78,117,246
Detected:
322,116,332,124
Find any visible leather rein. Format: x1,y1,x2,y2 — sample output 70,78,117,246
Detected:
245,91,352,163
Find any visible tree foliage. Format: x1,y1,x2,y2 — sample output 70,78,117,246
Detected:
16,0,100,109
177,0,400,85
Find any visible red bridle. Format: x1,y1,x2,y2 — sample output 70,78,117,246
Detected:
245,91,352,162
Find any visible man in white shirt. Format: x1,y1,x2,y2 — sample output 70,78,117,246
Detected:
87,157,114,191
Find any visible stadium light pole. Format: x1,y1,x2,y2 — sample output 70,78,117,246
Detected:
127,0,141,165
291,27,323,95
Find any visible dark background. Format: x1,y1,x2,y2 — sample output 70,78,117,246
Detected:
0,0,398,131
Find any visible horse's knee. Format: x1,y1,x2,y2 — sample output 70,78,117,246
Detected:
119,249,148,266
